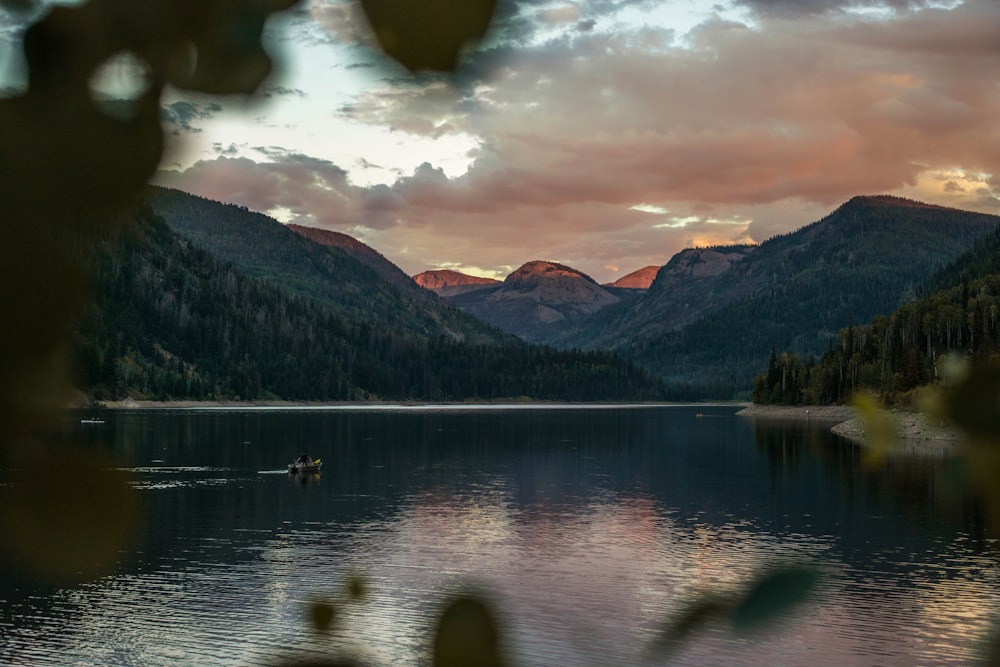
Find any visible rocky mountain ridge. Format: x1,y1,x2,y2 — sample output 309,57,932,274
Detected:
413,269,501,297
446,261,625,344
604,265,659,290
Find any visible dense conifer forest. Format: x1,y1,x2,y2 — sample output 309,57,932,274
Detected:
144,186,506,346
627,196,1000,399
73,207,667,402
753,224,1000,405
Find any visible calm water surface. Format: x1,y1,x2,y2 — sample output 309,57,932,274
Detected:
1,405,996,666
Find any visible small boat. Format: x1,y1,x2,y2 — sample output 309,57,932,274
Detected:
288,456,322,474
80,417,105,425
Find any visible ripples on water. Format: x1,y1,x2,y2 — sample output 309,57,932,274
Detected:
1,406,998,666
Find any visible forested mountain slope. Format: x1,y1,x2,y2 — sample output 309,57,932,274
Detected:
561,245,756,349
622,196,1000,398
143,186,508,346
74,207,667,402
753,222,1000,405
287,223,427,299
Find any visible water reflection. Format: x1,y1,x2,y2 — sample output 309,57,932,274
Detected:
0,406,997,665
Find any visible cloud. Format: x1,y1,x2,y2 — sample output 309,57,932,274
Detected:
161,101,223,134
733,0,937,17
155,154,403,233
361,2,1000,206
157,0,1000,282
261,85,307,98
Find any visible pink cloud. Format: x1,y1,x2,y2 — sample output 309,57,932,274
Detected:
158,1,1000,282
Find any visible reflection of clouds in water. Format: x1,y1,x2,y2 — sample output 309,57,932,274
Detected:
6,481,999,666
313,486,1000,667
344,486,837,665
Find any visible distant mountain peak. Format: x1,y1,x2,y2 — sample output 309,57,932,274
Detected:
843,194,950,211
505,260,598,288
604,265,660,290
443,260,621,344
413,269,501,297
414,269,500,290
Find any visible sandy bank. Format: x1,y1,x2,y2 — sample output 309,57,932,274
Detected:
735,404,854,420
737,403,961,457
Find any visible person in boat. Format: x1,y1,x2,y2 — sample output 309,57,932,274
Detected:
295,453,313,466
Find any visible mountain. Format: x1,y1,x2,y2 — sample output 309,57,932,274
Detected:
754,221,1000,405
414,269,501,297
73,206,668,402
287,223,426,299
621,196,1000,397
142,186,509,346
603,265,659,290
446,261,622,344
567,246,756,348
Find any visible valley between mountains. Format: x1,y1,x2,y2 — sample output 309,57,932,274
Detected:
74,189,1000,403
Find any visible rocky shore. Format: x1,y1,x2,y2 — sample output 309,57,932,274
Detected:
736,403,961,457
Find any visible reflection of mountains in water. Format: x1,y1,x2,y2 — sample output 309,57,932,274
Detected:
67,408,984,577
4,407,993,667
752,420,989,562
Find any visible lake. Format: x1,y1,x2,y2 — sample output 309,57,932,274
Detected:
1,404,997,666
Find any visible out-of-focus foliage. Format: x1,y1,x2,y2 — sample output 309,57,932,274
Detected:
431,594,507,667
0,448,140,584
924,358,1000,531
305,574,369,640
832,357,1000,664
0,0,497,596
648,564,821,662
850,391,902,466
0,1,834,664
0,0,500,437
359,0,496,72
0,0,294,442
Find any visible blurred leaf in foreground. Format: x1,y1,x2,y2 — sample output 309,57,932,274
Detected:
0,449,140,585
647,565,820,659
932,359,1000,444
646,594,728,660
729,565,820,632
309,599,338,634
432,593,507,667
359,0,496,71
927,357,1000,535
852,391,900,466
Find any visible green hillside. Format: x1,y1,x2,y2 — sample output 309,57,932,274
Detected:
624,196,1000,398
74,206,666,402
143,186,510,346
753,222,1000,405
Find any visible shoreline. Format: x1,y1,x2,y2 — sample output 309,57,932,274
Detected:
77,399,962,456
736,403,961,456
81,398,743,410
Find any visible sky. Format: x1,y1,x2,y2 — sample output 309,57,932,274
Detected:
6,0,1000,283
